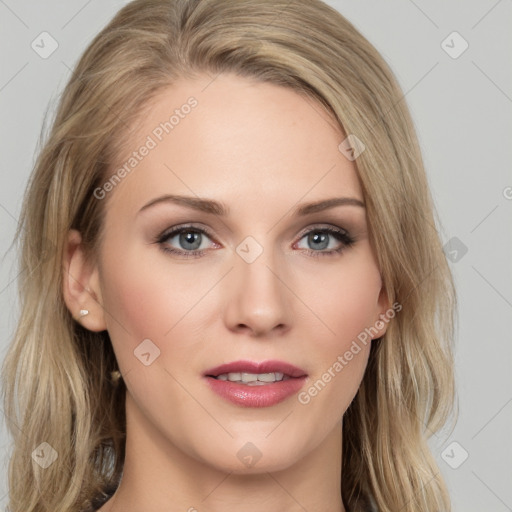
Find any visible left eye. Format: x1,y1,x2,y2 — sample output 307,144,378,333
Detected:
296,228,349,252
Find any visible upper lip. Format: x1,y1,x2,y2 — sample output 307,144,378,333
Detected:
204,360,307,378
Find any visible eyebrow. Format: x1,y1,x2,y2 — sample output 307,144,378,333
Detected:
138,194,365,216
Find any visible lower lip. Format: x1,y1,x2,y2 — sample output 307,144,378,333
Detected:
204,376,307,408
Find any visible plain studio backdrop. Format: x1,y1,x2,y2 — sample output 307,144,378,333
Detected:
0,1,511,511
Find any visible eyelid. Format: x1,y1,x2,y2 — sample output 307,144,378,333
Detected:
157,222,217,241
295,222,350,237
156,222,349,243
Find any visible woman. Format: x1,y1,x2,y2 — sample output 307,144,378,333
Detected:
1,0,456,511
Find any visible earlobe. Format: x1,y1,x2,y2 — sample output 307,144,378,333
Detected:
62,229,107,332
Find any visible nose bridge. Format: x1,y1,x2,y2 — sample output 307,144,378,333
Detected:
225,235,290,334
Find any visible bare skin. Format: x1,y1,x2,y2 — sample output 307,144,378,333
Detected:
63,72,389,512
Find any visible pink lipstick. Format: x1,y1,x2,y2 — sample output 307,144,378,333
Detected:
203,360,308,408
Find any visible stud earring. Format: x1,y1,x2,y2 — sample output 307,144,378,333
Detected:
110,370,122,384
79,309,89,317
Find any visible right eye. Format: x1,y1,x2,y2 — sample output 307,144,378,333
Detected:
155,224,220,258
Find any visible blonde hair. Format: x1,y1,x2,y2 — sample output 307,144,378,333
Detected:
1,0,457,510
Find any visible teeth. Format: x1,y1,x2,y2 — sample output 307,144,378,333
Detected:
241,373,258,383
214,372,290,383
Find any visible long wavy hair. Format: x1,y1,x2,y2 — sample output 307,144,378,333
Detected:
1,0,457,510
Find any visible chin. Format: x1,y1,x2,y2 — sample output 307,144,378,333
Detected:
196,441,304,475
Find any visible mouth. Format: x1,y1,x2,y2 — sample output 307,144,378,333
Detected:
203,360,308,407
204,359,307,381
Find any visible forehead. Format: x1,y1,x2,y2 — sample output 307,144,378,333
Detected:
103,72,363,218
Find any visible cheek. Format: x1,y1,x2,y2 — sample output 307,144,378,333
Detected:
98,247,204,371
294,248,381,404
301,247,382,350
295,258,380,421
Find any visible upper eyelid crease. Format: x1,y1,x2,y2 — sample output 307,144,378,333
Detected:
159,222,350,237
138,194,365,217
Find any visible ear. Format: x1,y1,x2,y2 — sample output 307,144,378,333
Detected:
62,229,107,332
372,284,392,340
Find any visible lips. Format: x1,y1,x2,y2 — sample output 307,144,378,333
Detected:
204,360,307,379
203,360,308,407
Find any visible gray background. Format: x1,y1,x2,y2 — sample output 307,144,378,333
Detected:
1,1,511,510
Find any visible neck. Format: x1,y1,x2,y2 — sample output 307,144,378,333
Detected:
101,392,347,512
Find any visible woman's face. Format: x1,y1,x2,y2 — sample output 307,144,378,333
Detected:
88,72,389,473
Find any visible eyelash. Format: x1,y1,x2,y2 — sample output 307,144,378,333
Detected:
154,223,356,259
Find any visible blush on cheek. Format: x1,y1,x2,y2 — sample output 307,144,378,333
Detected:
312,276,382,352
99,261,164,364
101,259,207,364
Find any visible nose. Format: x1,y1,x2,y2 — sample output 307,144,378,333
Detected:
223,246,291,338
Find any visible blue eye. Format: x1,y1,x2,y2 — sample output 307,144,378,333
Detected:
156,225,216,258
155,224,355,259
295,226,355,257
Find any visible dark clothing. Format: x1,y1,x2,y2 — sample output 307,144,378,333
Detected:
82,484,117,512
